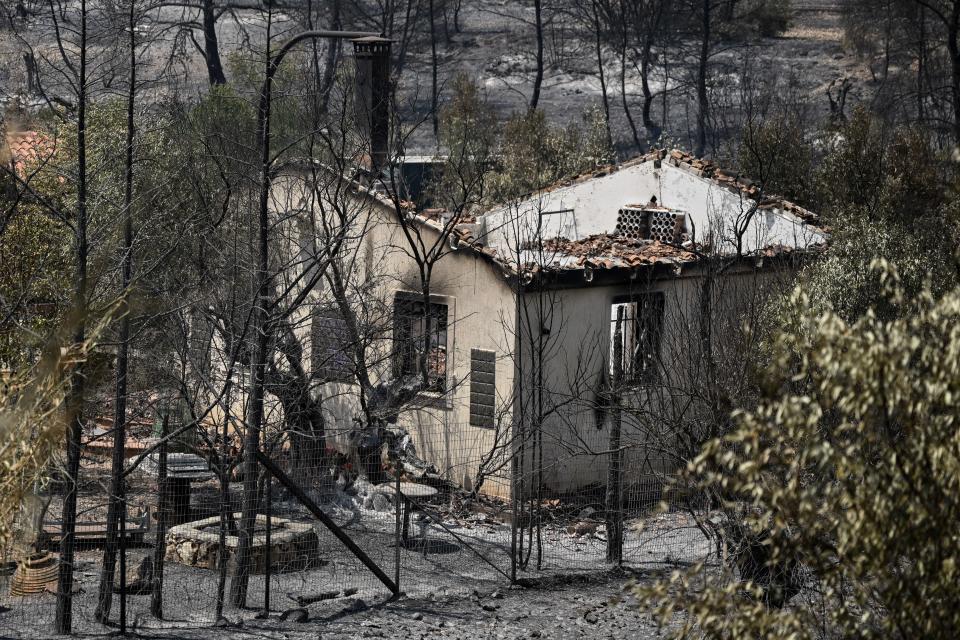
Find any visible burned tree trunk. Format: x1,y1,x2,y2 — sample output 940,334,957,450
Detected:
429,0,439,140
695,0,711,156
269,376,327,484
530,0,544,110
591,0,612,149
269,322,328,486
55,1,89,632
96,0,137,619
319,0,341,114
620,28,642,150
605,307,624,564
640,38,661,141
202,0,227,86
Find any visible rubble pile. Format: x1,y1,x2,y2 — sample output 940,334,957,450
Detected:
539,234,698,269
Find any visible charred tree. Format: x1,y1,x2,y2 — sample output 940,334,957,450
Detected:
695,0,712,156
202,0,227,86
54,0,89,632
429,0,440,141
531,0,545,110
150,415,169,618
96,0,138,622
268,322,327,485
619,23,643,149
605,307,624,564
590,0,613,148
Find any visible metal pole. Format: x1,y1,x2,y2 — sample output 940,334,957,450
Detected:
263,474,271,616
394,455,401,592
150,413,168,618
119,494,127,634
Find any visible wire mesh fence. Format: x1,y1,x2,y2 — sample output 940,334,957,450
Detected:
0,415,714,637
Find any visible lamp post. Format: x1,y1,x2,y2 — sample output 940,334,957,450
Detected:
229,28,391,610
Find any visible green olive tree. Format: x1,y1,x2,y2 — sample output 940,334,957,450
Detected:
637,260,960,639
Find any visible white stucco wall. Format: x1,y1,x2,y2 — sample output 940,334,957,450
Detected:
295,188,520,498
512,266,792,496
478,159,826,259
260,162,810,501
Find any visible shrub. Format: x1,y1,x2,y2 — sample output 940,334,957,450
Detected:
635,262,960,639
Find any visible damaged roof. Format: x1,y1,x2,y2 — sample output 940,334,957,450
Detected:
528,234,697,271
339,148,828,283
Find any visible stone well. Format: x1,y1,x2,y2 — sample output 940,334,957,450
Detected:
165,514,318,573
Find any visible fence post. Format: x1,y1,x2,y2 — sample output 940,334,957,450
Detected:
54,406,83,634
118,494,127,634
394,450,402,592
215,391,231,621
605,307,625,564
150,413,169,618
261,474,272,617
509,415,520,583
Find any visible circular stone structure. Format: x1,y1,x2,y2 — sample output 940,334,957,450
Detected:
165,514,318,573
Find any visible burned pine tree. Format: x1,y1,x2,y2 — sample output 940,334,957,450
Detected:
95,0,142,625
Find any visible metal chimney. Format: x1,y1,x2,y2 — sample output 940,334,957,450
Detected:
352,36,392,176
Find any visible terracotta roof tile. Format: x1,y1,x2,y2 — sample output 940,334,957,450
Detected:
534,234,698,270
2,130,57,176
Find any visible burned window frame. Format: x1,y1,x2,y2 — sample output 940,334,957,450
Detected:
609,291,665,385
392,291,450,394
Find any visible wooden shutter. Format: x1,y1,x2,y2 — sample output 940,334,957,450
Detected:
470,349,496,428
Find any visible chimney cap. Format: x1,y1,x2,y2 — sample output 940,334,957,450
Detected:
352,35,393,52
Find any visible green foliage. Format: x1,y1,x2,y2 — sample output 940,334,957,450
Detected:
840,0,915,65
637,262,960,639
0,124,71,367
488,105,614,203
225,51,329,159
0,212,69,366
717,0,792,40
428,78,613,209
186,83,258,171
812,108,948,224
785,108,959,323
739,114,813,205
0,306,116,553
427,73,498,213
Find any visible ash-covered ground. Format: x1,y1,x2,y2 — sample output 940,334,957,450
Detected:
0,1,865,156
1,466,705,639
9,570,669,640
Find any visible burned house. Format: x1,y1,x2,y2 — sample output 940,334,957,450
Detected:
280,149,827,499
